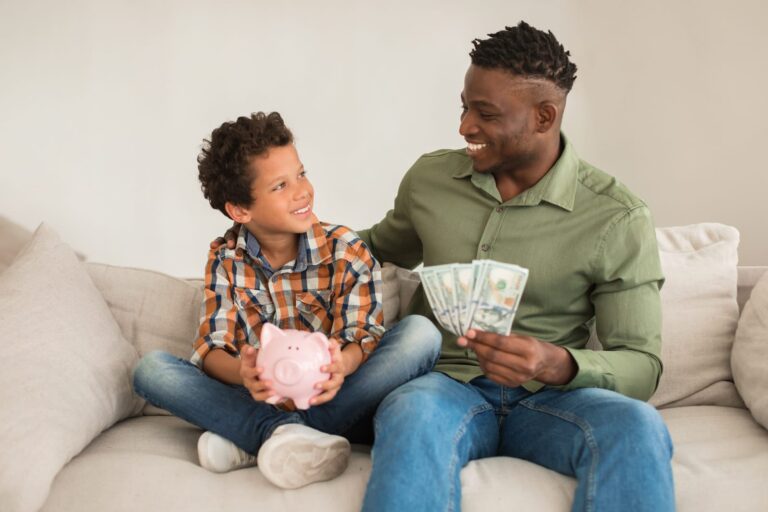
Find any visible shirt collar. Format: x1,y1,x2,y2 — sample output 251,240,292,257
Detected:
452,133,578,212
239,218,332,272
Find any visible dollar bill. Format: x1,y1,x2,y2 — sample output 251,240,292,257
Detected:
451,263,474,334
418,268,455,333
419,259,529,337
432,265,462,334
468,261,528,335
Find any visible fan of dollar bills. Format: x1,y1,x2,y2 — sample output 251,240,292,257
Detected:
418,260,529,336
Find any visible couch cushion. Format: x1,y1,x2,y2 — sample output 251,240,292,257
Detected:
660,406,768,511
41,406,768,512
41,416,374,512
0,224,142,512
732,270,768,429
0,215,32,273
381,263,400,327
650,224,742,408
86,263,203,359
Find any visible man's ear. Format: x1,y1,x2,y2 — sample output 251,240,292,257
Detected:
534,101,558,134
224,202,252,224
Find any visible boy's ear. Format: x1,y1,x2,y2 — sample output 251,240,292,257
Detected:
224,202,252,224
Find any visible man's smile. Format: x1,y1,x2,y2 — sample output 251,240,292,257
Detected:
466,142,488,155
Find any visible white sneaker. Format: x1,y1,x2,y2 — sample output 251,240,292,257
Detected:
257,424,351,489
197,431,258,473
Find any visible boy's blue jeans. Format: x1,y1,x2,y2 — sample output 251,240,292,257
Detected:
132,315,441,454
363,372,675,512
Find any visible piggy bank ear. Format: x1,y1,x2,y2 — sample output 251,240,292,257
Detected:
260,323,281,349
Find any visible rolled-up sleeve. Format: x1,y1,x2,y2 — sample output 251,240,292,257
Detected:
561,206,665,401
331,241,386,360
190,251,243,368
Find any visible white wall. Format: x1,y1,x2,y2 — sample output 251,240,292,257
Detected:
1,0,766,277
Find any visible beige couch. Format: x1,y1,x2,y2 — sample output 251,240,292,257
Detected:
1,216,767,512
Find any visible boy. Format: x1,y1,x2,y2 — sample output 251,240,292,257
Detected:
132,112,441,489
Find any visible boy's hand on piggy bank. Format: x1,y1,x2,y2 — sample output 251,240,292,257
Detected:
239,345,275,402
309,339,346,406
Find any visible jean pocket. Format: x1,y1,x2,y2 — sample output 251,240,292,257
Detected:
295,290,333,332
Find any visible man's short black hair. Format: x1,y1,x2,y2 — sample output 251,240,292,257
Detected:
198,112,293,217
469,21,577,93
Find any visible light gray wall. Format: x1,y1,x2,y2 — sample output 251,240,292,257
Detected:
2,0,766,277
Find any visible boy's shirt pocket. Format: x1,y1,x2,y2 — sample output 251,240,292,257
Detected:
295,290,333,334
234,287,276,324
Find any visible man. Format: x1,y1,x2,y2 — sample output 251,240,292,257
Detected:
215,21,674,511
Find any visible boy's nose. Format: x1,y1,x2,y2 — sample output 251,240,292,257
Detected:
294,186,310,201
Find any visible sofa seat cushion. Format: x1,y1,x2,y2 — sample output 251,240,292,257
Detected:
660,406,768,511
42,416,373,512
42,406,768,511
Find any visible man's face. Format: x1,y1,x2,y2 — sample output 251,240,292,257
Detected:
241,144,315,237
459,65,543,174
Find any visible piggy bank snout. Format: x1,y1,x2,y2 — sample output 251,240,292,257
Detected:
273,358,307,385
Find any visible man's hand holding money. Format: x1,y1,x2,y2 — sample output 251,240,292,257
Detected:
420,259,577,387
457,330,577,387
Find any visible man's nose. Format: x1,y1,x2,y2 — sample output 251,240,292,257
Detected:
459,112,477,137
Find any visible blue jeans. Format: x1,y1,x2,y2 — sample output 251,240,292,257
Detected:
363,372,675,512
132,315,441,454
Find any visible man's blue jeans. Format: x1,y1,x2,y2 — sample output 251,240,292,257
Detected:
132,315,441,454
363,372,675,512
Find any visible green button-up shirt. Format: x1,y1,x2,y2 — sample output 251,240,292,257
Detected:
358,136,664,400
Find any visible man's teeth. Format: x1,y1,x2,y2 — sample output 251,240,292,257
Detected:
293,206,310,214
467,142,487,152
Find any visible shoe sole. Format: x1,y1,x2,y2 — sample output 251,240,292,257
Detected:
257,432,351,489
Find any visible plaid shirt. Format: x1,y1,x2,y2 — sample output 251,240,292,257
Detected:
191,221,385,367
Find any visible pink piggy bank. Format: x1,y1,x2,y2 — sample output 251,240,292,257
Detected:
256,323,331,410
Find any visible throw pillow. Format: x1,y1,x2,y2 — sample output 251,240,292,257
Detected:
732,270,768,428
650,223,742,408
0,215,32,273
381,263,401,327
0,224,142,512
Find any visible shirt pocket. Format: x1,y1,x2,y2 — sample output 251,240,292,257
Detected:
295,290,333,333
234,287,276,323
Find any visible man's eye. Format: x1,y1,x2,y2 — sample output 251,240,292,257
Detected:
479,112,497,120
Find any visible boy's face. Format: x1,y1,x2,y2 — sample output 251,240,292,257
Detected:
233,144,315,238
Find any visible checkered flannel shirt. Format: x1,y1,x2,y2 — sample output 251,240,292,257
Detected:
191,221,385,367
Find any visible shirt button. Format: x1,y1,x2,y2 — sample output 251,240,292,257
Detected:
481,244,490,252
496,206,503,213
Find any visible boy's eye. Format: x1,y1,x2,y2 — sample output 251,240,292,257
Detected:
273,182,286,191
298,170,307,179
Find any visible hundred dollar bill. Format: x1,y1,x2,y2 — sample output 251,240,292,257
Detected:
466,260,490,327
468,261,529,335
419,268,456,334
451,264,474,334
431,264,462,335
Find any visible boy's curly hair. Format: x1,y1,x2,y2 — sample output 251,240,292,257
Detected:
198,112,293,217
469,21,577,93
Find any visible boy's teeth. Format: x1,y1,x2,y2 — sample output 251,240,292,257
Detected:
294,206,310,214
